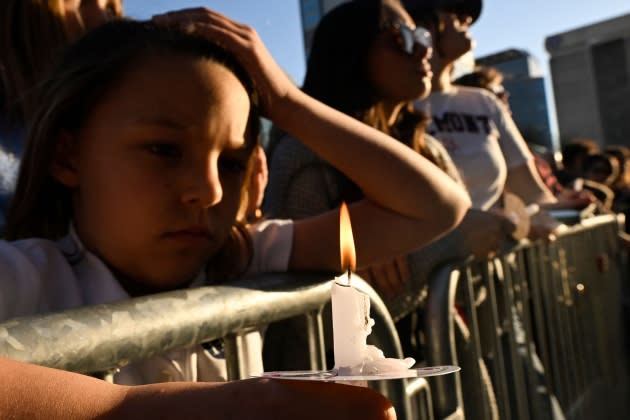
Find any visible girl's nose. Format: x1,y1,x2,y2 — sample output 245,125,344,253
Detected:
181,158,223,208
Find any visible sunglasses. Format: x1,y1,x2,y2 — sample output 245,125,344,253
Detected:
385,21,432,55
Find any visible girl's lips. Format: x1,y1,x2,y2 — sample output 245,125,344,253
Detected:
163,228,212,242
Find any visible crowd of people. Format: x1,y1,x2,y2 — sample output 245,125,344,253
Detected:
0,0,624,418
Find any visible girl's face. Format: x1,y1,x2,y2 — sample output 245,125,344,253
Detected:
63,0,123,38
55,53,252,291
433,11,475,63
367,4,433,104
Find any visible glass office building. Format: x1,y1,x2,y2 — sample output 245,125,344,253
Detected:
477,49,554,149
546,13,630,147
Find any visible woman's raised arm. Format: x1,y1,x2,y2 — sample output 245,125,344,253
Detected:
153,8,470,272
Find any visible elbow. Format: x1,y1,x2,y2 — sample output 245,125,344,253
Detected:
437,188,471,234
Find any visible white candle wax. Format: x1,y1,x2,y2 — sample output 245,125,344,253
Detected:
331,272,372,370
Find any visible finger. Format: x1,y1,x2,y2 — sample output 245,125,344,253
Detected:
153,8,252,39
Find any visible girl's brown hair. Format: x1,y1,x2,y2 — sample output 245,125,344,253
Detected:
5,20,261,281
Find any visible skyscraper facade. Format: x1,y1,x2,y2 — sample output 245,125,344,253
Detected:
477,49,554,149
300,0,347,56
545,13,630,147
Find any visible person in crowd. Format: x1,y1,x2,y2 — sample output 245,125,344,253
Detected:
405,1,569,418
452,66,578,199
555,138,615,212
263,0,505,417
454,64,510,111
0,0,124,229
556,138,600,187
405,0,589,216
0,8,470,418
583,152,620,187
265,0,513,294
603,145,630,222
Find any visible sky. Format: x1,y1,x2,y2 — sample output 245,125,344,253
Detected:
124,0,629,86
123,0,629,147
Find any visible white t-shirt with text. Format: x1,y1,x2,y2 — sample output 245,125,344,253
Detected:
414,86,532,210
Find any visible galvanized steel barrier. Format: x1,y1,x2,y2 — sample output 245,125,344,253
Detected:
0,272,429,420
423,214,630,419
0,214,628,420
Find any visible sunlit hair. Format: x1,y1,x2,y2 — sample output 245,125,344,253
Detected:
0,0,70,122
604,145,630,191
6,20,261,279
454,65,503,92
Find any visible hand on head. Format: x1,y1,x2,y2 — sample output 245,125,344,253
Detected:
152,8,298,121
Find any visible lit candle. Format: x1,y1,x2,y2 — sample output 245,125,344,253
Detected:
331,203,372,372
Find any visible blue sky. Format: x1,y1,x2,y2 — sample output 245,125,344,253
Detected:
124,0,629,85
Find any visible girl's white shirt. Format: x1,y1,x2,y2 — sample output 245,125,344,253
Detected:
0,219,293,384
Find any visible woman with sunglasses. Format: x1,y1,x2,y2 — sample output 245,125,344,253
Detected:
265,0,519,302
263,1,512,416
266,0,463,296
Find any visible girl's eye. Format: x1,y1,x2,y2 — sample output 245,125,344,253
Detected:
218,156,247,174
146,143,182,159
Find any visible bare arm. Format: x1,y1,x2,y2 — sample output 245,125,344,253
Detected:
505,160,557,206
153,9,471,272
0,357,395,420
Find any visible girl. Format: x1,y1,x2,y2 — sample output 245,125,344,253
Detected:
0,8,470,419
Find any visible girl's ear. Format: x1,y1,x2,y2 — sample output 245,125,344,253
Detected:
50,131,80,187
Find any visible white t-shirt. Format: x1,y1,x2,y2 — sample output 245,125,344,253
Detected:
414,86,532,210
0,219,293,384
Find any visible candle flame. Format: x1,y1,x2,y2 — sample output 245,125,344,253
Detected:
339,202,356,272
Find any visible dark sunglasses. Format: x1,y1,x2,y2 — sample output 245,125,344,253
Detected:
385,21,432,55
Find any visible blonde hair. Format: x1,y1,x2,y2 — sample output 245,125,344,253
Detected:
0,0,71,122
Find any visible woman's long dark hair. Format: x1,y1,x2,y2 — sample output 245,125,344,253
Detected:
6,19,261,281
269,0,443,198
302,0,384,125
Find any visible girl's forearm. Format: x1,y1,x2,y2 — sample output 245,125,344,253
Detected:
0,357,396,420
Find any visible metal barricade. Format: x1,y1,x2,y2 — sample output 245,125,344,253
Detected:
0,272,430,420
423,214,630,419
